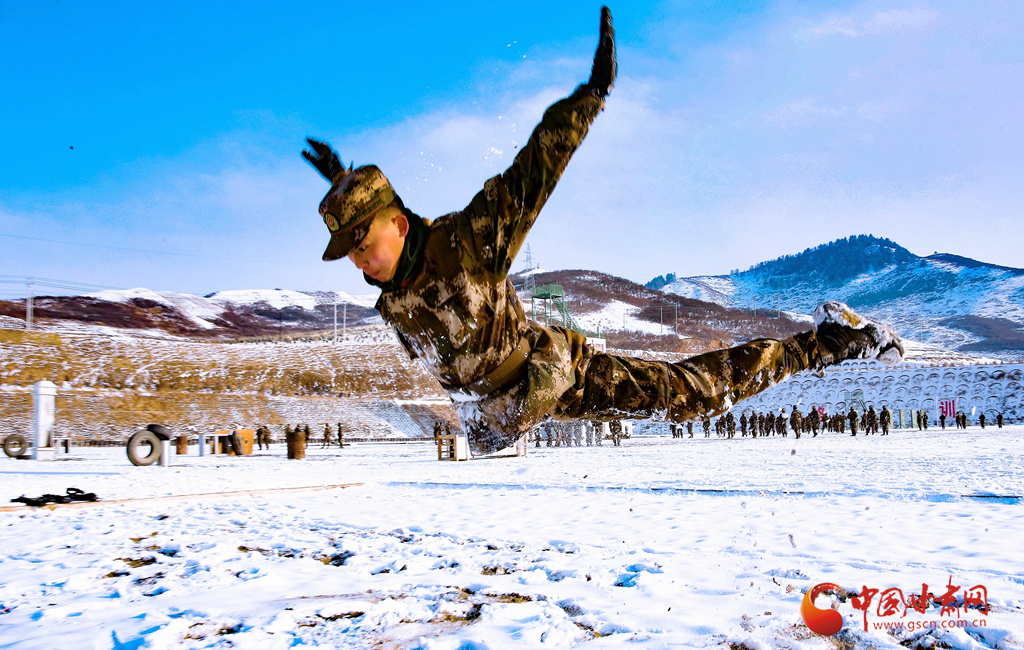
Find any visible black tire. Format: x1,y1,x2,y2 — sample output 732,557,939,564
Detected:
230,431,244,456
127,430,162,466
146,424,173,440
3,434,27,458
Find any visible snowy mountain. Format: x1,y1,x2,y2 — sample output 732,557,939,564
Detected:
2,235,1021,359
0,288,381,338
658,235,1024,359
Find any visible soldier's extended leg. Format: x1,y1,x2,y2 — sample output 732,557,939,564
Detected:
559,301,901,424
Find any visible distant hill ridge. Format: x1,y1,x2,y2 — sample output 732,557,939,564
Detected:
1,234,1021,360
743,235,917,285
654,234,1024,358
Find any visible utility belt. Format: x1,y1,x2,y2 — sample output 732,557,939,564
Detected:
457,334,532,396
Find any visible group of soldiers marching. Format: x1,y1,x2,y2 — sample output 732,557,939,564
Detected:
249,423,347,450
667,403,1010,441
938,410,1004,430
527,420,627,447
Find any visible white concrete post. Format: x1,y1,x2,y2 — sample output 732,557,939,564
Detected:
197,433,206,457
159,439,171,467
31,380,57,460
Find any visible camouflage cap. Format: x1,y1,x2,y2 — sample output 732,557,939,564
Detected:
318,165,397,261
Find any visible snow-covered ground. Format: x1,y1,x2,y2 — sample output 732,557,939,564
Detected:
2,429,1023,649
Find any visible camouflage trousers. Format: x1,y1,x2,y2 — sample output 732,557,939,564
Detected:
453,323,820,455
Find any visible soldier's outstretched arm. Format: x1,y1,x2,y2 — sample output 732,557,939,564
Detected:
461,6,615,276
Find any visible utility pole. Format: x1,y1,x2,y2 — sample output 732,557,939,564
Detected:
674,304,678,335
26,277,33,331
343,303,347,340
333,300,338,343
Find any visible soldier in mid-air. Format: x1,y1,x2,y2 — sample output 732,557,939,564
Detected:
302,7,903,456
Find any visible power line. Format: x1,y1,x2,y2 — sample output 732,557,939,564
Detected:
0,276,126,302
0,232,290,265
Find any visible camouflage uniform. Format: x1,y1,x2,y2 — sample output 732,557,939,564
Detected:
358,87,877,455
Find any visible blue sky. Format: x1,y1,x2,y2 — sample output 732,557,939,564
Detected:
1,0,1021,298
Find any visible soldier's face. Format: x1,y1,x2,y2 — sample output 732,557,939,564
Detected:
347,210,409,282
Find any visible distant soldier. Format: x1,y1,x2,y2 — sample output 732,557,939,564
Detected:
979,412,986,429
939,412,947,430
573,421,583,447
337,422,345,447
997,412,1004,428
702,416,711,438
686,421,693,438
322,423,333,448
866,406,878,434
726,412,736,438
848,407,859,436
593,420,603,445
776,412,786,437
880,406,891,435
303,424,311,447
766,412,776,437
921,411,928,430
789,407,803,440
609,420,623,446
740,413,748,437
433,420,444,441
808,408,820,437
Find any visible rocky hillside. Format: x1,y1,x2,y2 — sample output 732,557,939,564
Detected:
511,269,806,353
0,288,381,339
0,324,454,442
658,235,1024,359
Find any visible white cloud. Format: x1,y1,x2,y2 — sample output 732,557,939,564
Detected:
801,5,939,39
805,17,861,38
863,7,939,33
767,97,849,129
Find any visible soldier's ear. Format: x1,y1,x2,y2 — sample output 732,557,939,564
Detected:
395,212,410,237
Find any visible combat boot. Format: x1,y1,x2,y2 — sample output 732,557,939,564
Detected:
810,301,904,371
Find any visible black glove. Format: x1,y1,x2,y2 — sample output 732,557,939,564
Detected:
586,6,616,97
302,138,346,183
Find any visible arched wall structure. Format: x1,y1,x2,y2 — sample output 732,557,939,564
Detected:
735,361,1023,427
